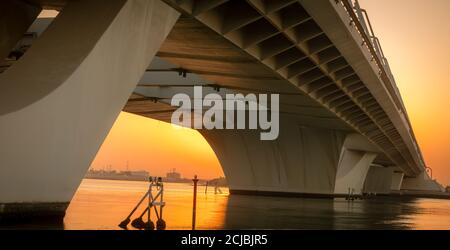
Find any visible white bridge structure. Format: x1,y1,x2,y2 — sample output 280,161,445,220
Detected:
0,0,444,219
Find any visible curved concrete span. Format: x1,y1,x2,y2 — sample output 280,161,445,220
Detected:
0,0,179,219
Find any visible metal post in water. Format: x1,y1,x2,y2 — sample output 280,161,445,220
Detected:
192,175,199,230
147,177,152,229
159,177,164,219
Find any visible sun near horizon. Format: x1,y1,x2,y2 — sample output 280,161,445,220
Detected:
91,112,224,180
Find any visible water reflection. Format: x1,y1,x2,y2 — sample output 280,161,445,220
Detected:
223,195,416,229
332,197,418,229
0,218,65,230
224,195,336,229
63,179,229,230
2,179,450,230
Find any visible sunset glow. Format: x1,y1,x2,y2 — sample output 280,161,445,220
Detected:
91,112,223,179
360,0,450,185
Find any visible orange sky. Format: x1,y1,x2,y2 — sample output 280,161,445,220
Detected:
359,0,450,185
91,112,223,179
41,1,449,185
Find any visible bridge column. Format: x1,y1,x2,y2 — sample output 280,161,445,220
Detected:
401,172,444,192
201,116,385,197
334,150,377,196
0,0,41,62
201,117,347,197
362,166,396,194
0,0,179,220
390,170,404,191
333,133,379,196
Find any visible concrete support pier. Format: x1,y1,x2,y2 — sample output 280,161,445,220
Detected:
401,173,444,192
201,117,382,197
0,0,179,220
334,150,377,196
363,166,398,194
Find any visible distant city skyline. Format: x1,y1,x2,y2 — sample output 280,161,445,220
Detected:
90,164,196,177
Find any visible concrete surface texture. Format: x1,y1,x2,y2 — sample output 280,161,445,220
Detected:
0,0,179,209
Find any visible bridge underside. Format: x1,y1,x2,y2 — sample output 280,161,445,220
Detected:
0,0,441,221
134,0,424,177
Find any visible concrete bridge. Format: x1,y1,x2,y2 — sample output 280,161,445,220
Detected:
0,0,444,219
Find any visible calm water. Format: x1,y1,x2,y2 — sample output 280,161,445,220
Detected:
60,179,450,230
6,179,450,230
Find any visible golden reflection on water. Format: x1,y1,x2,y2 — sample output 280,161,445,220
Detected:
65,179,229,230
401,199,450,230
64,179,450,230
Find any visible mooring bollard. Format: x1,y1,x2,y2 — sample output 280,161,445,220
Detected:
192,175,199,230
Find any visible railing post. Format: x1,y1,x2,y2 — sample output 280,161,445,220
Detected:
192,175,199,230
353,0,370,37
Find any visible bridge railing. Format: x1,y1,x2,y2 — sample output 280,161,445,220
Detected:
339,0,403,111
338,0,425,168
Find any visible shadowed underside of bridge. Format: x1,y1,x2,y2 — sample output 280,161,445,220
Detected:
136,0,425,176
0,0,443,220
